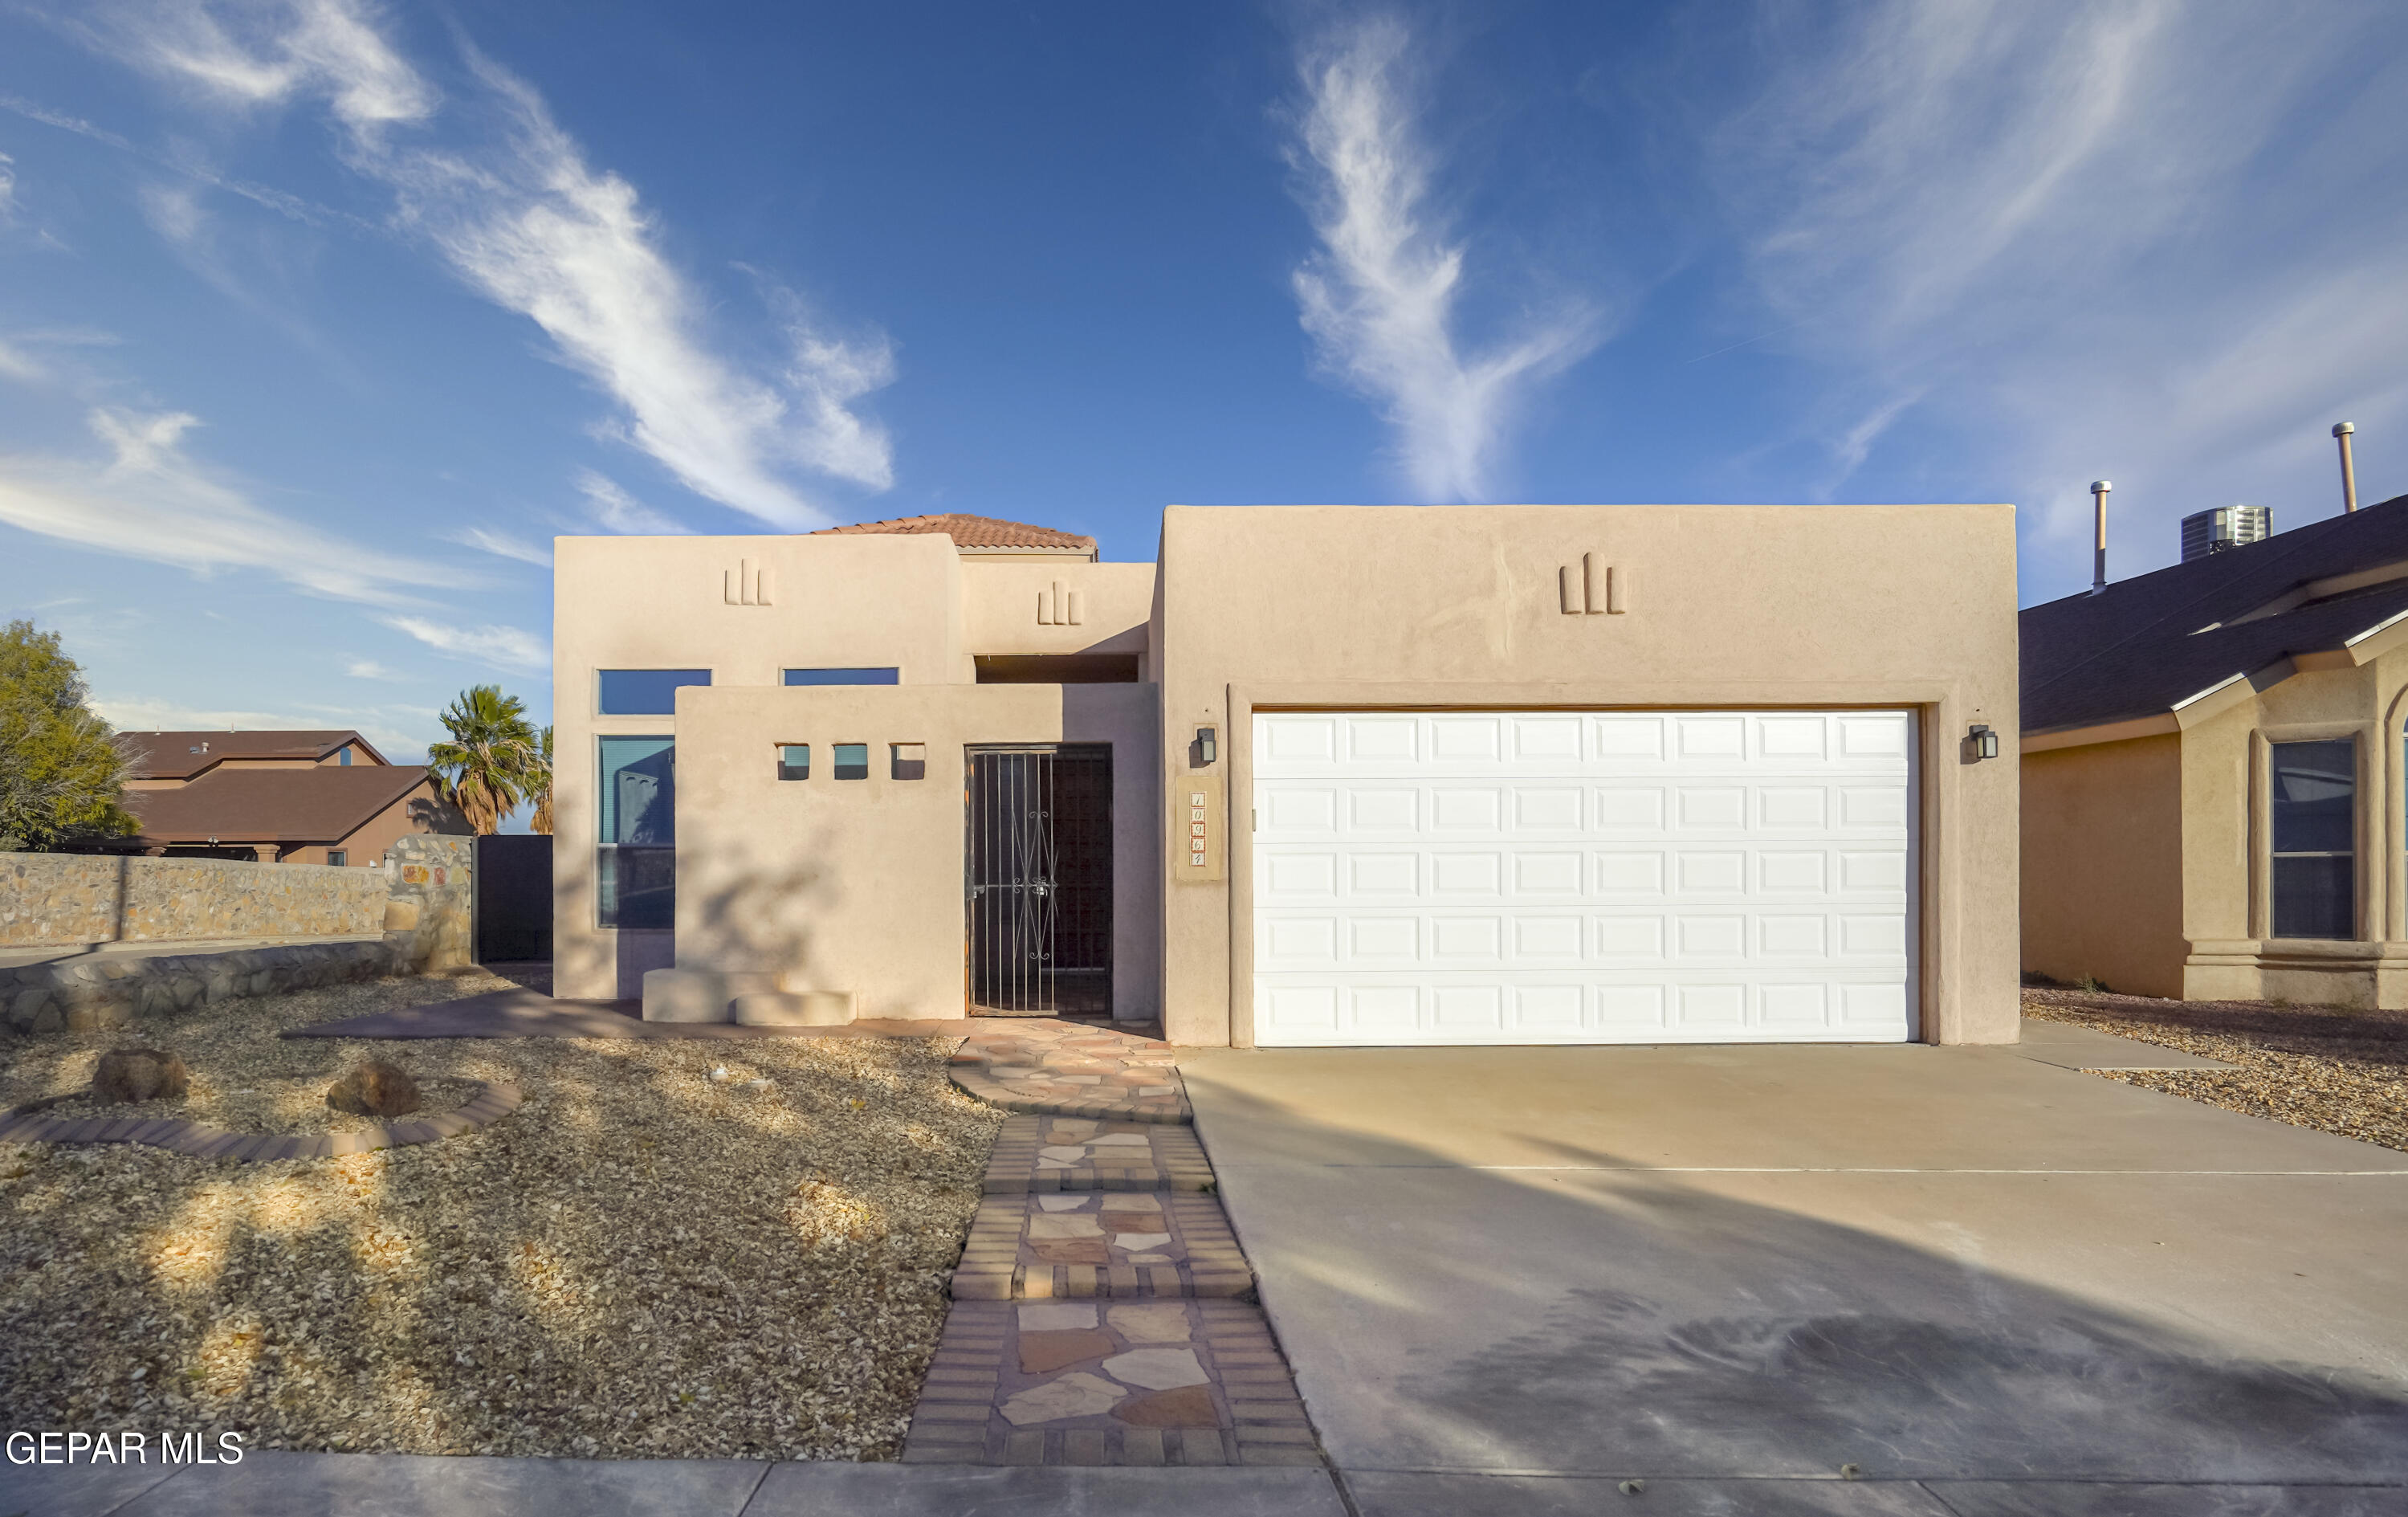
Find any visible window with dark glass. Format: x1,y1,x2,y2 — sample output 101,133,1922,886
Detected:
598,736,675,928
833,744,869,781
891,743,927,781
598,669,711,715
778,744,810,781
326,850,347,867
2271,738,2354,939
783,667,899,686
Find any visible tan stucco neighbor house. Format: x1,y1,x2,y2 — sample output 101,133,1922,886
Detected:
2021,491,2408,1007
553,505,2020,1046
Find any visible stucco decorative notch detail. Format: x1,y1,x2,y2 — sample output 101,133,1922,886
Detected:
723,558,773,606
1039,581,1085,626
1558,553,1626,615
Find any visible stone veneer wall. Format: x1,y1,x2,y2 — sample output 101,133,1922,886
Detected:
0,854,390,948
1,836,478,1036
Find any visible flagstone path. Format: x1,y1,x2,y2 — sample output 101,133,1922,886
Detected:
903,1022,1320,1468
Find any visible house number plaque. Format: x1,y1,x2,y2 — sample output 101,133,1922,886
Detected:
1176,773,1224,883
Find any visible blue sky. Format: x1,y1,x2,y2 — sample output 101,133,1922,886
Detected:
2,1,2405,768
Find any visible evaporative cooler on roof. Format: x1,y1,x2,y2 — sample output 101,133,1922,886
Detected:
2180,505,2271,562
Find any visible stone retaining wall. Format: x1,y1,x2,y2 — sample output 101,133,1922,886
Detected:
0,853,390,947
1,938,408,1035
1,835,481,1036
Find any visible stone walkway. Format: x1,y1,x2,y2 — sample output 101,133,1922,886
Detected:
902,1022,1320,1469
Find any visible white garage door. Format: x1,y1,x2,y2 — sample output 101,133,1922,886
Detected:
1251,710,1916,1046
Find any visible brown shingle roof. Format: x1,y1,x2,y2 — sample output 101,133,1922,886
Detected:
115,729,388,781
123,766,439,846
2023,490,2408,733
812,513,1096,553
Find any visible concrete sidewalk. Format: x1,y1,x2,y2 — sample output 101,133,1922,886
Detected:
1180,1034,2408,1516
0,1453,1349,1516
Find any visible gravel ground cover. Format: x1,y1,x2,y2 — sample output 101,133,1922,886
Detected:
2023,987,2408,1154
0,969,1004,1459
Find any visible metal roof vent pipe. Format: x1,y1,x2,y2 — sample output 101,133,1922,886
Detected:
2335,422,2358,513
2181,504,2272,562
2090,480,2111,593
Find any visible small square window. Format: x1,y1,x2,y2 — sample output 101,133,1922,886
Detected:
833,743,870,781
327,850,348,867
891,743,927,781
777,744,810,781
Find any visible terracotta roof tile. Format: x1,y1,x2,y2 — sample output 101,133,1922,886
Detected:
811,513,1095,553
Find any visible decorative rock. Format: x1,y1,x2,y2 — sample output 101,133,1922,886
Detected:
1110,1233,1173,1252
1112,1386,1219,1426
999,1372,1124,1426
1035,1195,1090,1212
1017,1303,1097,1332
1107,1303,1192,1344
92,1047,189,1103
1099,1348,1208,1391
1028,1215,1103,1239
1030,1239,1110,1264
326,1058,421,1117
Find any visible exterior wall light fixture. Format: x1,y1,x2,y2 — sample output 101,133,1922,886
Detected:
1968,724,1999,761
1196,726,1218,765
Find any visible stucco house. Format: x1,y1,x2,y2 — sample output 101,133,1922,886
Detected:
2022,491,2408,1006
108,729,464,865
553,504,2019,1046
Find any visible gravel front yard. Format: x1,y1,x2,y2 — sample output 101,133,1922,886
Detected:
0,970,1004,1460
2023,987,2408,1154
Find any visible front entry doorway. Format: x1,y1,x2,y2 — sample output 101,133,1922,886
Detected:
966,744,1113,1016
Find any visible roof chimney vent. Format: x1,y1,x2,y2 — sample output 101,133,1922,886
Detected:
2090,480,2112,594
2181,504,2271,562
2334,422,2358,513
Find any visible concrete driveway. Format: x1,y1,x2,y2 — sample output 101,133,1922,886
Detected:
1180,1026,2408,1516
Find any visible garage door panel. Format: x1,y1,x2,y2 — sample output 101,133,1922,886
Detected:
1253,710,1915,1046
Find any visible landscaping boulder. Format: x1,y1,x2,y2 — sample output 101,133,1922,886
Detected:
92,1047,189,1103
327,1058,421,1118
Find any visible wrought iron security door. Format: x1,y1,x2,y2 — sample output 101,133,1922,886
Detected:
966,744,1112,1015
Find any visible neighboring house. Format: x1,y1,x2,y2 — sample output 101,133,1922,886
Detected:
2022,491,2408,1006
108,729,466,864
553,505,2020,1046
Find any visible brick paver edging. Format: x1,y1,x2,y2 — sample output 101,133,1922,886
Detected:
0,1082,523,1161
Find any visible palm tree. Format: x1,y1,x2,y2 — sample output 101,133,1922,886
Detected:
427,686,540,835
526,726,554,835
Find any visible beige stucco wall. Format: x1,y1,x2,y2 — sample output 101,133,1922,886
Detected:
2172,650,2408,1008
672,683,1159,1018
1153,504,2023,1046
552,531,1161,1001
963,562,1156,659
2020,736,2186,997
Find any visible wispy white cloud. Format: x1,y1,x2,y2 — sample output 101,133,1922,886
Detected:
344,659,406,679
1698,0,2408,587
576,470,687,535
0,407,456,606
0,151,16,222
1287,15,1604,502
444,524,552,566
91,694,438,762
380,614,548,675
71,0,897,528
